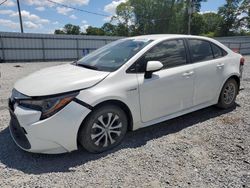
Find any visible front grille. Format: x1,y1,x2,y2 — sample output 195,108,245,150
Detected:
9,110,31,150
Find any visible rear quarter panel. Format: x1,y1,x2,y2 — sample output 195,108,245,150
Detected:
215,52,241,101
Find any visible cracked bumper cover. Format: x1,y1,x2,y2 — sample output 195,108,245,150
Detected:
9,100,91,154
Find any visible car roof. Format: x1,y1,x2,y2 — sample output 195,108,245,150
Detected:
128,34,213,41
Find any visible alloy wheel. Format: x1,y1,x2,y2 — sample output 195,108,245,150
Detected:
223,82,236,105
90,113,122,148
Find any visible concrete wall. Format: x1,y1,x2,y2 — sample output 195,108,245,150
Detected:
0,32,122,62
0,32,249,62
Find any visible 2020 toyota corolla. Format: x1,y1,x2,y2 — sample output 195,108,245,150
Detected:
9,35,245,154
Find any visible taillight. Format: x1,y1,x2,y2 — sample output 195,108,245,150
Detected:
240,57,245,66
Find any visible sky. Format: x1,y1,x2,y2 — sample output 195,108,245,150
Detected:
0,0,226,34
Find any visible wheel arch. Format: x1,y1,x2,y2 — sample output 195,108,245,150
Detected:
93,100,133,131
229,75,240,92
77,99,134,142
223,75,240,93
217,74,240,103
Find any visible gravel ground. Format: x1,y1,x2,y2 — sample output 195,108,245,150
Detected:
0,58,249,188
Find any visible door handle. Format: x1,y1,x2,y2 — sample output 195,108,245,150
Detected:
217,64,224,69
182,71,194,77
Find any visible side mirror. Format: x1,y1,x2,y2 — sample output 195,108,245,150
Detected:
145,61,163,79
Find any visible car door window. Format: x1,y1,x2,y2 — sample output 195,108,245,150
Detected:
211,43,227,58
188,39,213,63
136,39,187,72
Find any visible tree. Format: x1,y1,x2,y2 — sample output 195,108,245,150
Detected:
54,24,81,35
190,13,205,35
53,0,249,37
119,0,207,35
217,0,242,36
101,23,117,36
86,26,105,35
63,24,81,35
54,29,65,35
112,2,134,36
202,12,223,35
237,0,250,30
128,0,187,35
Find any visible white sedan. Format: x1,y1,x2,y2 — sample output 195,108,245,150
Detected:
9,35,245,154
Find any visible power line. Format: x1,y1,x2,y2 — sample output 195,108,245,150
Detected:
46,0,110,17
0,0,8,6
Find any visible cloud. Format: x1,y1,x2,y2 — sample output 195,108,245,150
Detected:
199,11,217,14
82,20,87,24
0,10,48,31
56,7,72,15
53,21,59,25
10,10,50,24
0,19,19,29
59,0,89,6
36,7,45,11
104,0,127,15
3,0,15,7
80,20,89,32
81,24,89,33
24,21,40,29
0,9,15,15
69,14,77,19
24,0,53,7
0,9,49,24
24,0,89,7
103,16,113,22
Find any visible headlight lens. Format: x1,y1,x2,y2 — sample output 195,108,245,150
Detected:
18,92,79,120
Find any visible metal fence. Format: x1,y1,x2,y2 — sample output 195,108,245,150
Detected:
223,42,250,55
216,36,250,55
0,32,249,62
0,32,122,62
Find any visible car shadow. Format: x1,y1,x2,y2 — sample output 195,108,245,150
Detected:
0,105,238,175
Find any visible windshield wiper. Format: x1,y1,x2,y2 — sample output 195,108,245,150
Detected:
75,63,98,70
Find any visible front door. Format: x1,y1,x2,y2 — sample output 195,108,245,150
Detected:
136,39,195,123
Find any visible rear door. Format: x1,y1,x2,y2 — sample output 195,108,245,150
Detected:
187,39,227,106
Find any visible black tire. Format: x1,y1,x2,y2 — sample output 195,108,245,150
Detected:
217,78,238,109
78,104,128,153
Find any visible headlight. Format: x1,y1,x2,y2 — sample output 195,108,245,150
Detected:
18,92,79,120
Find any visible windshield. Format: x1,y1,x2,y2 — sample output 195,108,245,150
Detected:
76,39,152,72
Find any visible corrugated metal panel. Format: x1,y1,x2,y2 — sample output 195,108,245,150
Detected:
1,32,249,62
0,32,123,62
2,38,43,48
44,39,76,48
78,39,106,48
5,50,43,60
45,49,77,59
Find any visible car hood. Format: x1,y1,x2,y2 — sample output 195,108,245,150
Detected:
14,63,110,97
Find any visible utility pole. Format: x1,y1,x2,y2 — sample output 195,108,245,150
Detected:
188,0,194,35
188,8,191,34
16,0,23,33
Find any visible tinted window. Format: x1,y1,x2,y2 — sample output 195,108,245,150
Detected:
211,43,226,58
189,39,213,63
137,39,187,71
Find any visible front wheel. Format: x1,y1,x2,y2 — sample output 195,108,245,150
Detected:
217,78,238,109
78,105,128,153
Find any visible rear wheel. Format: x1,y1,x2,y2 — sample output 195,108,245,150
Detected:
217,78,238,109
78,105,128,153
